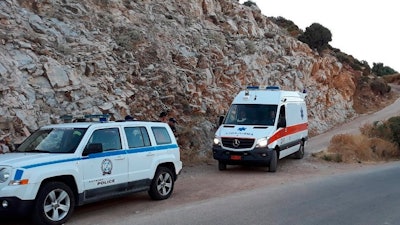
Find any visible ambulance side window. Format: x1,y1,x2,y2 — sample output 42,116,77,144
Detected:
278,106,286,128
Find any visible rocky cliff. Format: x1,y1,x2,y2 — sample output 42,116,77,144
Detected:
0,0,390,155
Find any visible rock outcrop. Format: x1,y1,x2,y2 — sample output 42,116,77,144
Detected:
0,0,384,154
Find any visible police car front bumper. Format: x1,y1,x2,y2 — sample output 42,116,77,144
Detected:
0,197,33,216
212,145,273,165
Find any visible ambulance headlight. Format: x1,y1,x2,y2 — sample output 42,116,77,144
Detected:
213,137,221,146
256,138,268,148
0,168,11,183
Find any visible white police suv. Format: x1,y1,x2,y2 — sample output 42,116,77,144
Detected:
0,117,182,225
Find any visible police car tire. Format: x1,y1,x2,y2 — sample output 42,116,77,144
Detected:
268,150,277,172
293,141,305,159
32,182,75,225
218,161,227,171
148,166,174,200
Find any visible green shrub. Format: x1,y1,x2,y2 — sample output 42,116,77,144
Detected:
298,23,332,52
243,1,257,7
388,116,400,146
372,63,398,76
362,116,400,147
370,79,391,95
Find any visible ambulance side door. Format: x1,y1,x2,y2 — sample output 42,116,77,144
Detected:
277,105,288,144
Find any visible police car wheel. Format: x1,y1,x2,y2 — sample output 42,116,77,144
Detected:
268,150,277,172
148,166,174,200
293,142,305,159
32,182,75,225
218,161,227,171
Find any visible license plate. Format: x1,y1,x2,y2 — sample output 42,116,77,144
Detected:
231,155,241,160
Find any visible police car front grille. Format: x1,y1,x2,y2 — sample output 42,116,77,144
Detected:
221,138,255,149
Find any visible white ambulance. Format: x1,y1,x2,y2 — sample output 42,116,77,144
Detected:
212,86,308,172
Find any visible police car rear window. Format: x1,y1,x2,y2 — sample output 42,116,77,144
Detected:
151,127,172,145
124,127,151,148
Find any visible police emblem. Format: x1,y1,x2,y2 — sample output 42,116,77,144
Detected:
101,159,113,175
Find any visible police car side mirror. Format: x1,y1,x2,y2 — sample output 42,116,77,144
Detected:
218,116,225,126
83,143,103,156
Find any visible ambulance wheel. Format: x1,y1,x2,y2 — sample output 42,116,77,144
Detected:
218,161,227,171
293,141,305,159
268,150,277,172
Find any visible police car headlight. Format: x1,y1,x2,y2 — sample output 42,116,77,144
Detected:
213,137,221,146
256,138,268,148
0,168,10,183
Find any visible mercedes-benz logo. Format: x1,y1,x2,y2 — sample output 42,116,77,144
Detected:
232,139,240,148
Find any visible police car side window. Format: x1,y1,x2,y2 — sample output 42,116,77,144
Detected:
152,127,172,145
125,127,151,148
88,128,122,151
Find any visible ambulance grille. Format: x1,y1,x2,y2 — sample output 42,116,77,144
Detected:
221,138,255,149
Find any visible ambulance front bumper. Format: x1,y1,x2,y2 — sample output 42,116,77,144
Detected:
212,145,273,165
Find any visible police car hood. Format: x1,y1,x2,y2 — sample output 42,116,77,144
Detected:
216,124,275,139
0,152,75,168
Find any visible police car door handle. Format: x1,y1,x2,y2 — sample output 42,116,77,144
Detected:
115,156,125,160
146,152,155,156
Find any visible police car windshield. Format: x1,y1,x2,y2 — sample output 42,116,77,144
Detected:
17,128,87,153
224,104,278,126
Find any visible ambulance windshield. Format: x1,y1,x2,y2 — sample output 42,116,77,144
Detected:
224,104,278,126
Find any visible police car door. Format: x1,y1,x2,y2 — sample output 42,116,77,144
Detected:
124,126,154,182
81,128,128,199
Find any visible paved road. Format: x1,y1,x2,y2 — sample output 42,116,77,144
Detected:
307,94,400,153
129,162,400,225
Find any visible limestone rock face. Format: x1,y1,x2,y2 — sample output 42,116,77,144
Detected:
0,0,370,153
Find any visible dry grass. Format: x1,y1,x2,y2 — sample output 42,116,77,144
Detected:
314,133,399,163
382,73,400,84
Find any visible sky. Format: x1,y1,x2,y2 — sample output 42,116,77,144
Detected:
239,0,400,72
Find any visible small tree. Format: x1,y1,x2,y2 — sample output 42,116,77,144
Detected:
372,62,398,76
243,1,257,7
298,23,332,52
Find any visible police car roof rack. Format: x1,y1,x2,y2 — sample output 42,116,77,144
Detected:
60,114,110,123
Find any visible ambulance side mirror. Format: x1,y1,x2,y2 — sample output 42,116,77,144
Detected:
277,118,286,128
218,116,225,126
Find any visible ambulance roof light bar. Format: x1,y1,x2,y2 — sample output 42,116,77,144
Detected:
246,86,280,90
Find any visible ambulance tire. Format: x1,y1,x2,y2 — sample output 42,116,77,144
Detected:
293,141,305,159
268,150,277,172
218,161,227,171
